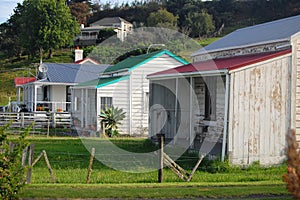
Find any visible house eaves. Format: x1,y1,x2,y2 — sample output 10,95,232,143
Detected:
96,76,130,88
148,70,228,80
102,50,188,75
191,38,290,57
75,75,130,89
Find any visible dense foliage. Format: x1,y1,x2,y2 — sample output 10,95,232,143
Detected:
0,125,29,200
0,0,79,59
87,0,300,36
147,9,178,29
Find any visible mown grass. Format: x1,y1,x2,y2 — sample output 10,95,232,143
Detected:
17,137,291,199
21,182,291,199
26,137,287,184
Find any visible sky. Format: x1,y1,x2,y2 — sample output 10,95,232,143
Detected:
0,0,22,24
0,0,134,24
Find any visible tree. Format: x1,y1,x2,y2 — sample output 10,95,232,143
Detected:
69,2,91,25
0,22,23,59
15,0,79,59
97,28,117,43
283,129,300,198
147,8,178,30
99,106,126,137
0,125,29,199
185,10,215,38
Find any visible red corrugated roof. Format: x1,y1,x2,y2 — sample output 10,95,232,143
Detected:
14,77,36,86
149,49,291,77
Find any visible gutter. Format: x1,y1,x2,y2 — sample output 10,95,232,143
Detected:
191,38,290,57
147,69,228,80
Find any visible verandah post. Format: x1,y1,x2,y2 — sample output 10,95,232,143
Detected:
157,133,164,183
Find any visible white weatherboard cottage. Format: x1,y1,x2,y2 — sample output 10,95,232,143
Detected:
21,63,109,112
72,50,188,136
148,15,300,165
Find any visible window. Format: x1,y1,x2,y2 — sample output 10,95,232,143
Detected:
204,77,216,121
101,97,113,111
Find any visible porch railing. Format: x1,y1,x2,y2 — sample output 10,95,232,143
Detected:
0,112,71,129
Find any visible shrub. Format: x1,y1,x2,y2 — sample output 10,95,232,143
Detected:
0,124,29,199
283,129,300,198
99,106,126,137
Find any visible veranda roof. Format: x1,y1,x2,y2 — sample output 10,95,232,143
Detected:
148,49,291,78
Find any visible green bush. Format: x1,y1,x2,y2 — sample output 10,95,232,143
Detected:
99,106,126,137
0,125,30,199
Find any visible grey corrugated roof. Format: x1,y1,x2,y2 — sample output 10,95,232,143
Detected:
192,15,300,56
39,63,109,84
90,17,131,27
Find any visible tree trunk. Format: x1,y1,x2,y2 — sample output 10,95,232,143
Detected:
48,49,53,59
39,48,43,63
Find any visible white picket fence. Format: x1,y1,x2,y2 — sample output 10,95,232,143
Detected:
0,112,71,129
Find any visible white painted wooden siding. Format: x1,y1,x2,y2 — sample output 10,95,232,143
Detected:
51,85,66,111
76,54,185,135
130,54,186,135
97,79,130,135
228,55,291,165
295,38,300,141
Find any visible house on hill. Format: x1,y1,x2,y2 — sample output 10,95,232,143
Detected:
148,15,300,165
72,50,188,136
75,17,133,45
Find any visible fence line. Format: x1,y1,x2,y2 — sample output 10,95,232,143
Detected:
0,112,71,130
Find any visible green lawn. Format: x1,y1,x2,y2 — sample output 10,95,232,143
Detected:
21,182,291,199
16,137,291,199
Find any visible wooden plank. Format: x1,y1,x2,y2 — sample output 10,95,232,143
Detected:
228,73,235,162
280,58,289,150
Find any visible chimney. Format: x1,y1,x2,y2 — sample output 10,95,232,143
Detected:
74,47,83,62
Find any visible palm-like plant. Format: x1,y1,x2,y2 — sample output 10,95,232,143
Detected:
99,106,126,137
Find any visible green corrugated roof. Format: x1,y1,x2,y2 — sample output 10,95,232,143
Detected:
76,78,99,87
75,50,187,89
103,50,188,74
96,76,130,88
75,76,130,88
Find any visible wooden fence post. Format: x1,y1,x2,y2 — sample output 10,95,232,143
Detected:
43,150,56,183
157,133,164,183
47,119,50,137
86,148,95,183
52,112,56,128
21,112,25,128
21,145,28,167
26,144,34,184
101,121,105,136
